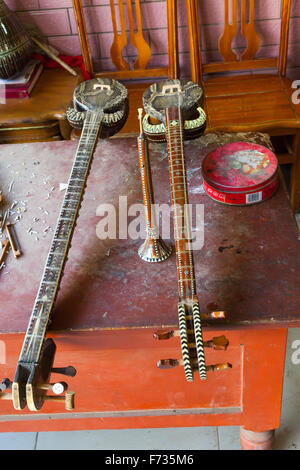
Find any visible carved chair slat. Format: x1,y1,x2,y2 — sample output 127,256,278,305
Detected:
240,0,260,61
125,0,151,70
218,0,238,62
188,0,291,77
110,0,130,71
72,0,178,80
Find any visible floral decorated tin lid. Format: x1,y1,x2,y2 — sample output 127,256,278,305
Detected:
202,142,278,193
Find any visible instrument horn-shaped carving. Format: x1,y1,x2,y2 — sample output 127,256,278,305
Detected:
137,108,172,263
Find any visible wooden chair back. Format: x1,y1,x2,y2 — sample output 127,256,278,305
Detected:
187,0,291,83
72,0,179,81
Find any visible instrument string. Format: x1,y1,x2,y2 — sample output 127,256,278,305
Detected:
19,110,104,365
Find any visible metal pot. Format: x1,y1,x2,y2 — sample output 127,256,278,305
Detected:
0,0,32,79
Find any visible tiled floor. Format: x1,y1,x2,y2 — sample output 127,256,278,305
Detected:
0,217,298,450
0,328,298,450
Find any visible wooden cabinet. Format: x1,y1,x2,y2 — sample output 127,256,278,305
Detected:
0,68,81,144
0,327,286,442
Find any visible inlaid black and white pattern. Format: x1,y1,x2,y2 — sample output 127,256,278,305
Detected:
19,110,103,365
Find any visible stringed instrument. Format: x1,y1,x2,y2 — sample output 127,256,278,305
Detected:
140,79,231,381
0,78,128,411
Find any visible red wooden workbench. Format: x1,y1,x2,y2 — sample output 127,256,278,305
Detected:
0,133,299,450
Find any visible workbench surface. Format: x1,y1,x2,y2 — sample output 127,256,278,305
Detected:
0,134,299,333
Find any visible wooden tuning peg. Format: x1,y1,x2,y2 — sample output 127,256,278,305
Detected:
157,358,199,369
185,311,226,321
0,378,12,399
0,378,12,392
206,311,226,319
51,366,76,377
206,362,232,372
204,335,229,350
0,392,13,400
38,381,68,395
44,391,75,410
157,359,180,369
157,359,232,372
153,330,175,340
194,311,226,320
154,331,229,350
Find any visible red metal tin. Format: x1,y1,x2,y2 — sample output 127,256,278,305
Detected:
202,142,279,205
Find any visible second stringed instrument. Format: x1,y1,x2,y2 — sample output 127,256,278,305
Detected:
0,78,128,411
140,79,231,381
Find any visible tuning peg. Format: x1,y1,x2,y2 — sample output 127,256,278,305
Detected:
205,311,226,319
154,312,226,341
0,378,12,392
154,330,229,350
205,362,232,372
0,388,75,410
157,359,180,369
153,313,226,342
204,335,229,350
44,391,75,410
38,381,68,395
0,392,12,400
0,378,12,400
186,311,226,320
0,376,74,409
157,359,232,372
51,366,77,377
157,358,200,369
153,330,175,340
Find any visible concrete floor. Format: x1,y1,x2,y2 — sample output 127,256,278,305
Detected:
0,216,298,450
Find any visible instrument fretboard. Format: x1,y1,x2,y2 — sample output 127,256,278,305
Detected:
165,105,196,302
19,110,103,365
165,104,206,380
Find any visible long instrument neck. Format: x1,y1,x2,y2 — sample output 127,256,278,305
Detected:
165,105,197,303
18,110,103,365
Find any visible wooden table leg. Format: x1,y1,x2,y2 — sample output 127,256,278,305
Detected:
240,427,275,450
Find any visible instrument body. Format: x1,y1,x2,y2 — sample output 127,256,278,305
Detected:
67,78,129,137
10,78,128,411
142,79,207,381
